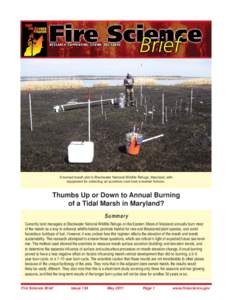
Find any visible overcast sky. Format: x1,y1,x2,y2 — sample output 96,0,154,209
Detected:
21,58,211,77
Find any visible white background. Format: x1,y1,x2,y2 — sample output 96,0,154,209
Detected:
0,0,232,299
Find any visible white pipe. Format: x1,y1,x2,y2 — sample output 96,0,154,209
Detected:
57,98,114,112
66,98,113,106
142,134,164,144
29,93,33,131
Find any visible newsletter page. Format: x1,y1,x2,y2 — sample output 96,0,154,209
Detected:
20,19,212,290
1,2,232,299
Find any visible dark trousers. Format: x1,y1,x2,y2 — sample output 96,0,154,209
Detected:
125,87,134,106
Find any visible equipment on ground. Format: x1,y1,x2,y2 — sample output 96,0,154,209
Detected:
54,98,115,113
125,128,164,156
68,98,94,163
114,93,126,108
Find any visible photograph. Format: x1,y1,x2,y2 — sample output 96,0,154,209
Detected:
21,58,211,172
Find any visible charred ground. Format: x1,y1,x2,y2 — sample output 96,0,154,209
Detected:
21,85,211,172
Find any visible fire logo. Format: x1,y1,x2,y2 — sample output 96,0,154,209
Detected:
21,22,47,57
24,34,44,56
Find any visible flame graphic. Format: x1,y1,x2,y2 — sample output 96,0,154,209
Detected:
24,35,44,56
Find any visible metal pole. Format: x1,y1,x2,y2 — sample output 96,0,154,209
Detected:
140,85,143,106
180,98,183,113
165,106,168,123
88,98,91,141
144,105,147,121
162,93,165,124
175,100,178,115
142,134,164,143
101,95,103,115
29,93,33,131
190,88,193,115
140,63,143,106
